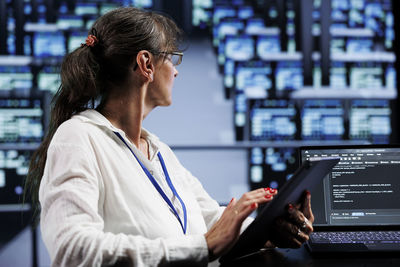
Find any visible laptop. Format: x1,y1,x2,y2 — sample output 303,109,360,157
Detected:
299,144,400,255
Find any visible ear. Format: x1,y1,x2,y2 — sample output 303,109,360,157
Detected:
135,50,154,82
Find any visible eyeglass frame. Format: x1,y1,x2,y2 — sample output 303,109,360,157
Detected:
154,51,184,66
133,51,184,71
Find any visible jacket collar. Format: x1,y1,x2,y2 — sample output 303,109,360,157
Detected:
73,109,160,153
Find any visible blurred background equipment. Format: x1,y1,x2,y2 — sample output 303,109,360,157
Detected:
0,0,398,266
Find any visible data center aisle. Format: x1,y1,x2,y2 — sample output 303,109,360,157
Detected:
0,37,240,266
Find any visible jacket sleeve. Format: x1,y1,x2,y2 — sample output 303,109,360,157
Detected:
39,143,209,267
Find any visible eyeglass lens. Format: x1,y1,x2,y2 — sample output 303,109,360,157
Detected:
171,54,182,66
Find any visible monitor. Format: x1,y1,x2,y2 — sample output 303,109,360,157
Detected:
37,66,61,93
37,2,46,16
348,6,365,28
275,61,303,92
7,17,16,55
213,18,244,47
237,6,254,19
192,7,212,28
256,35,281,58
58,2,69,14
313,60,322,87
100,3,120,15
248,99,297,141
301,100,345,140
249,147,298,189
385,64,396,89
245,18,267,35
0,98,44,144
224,35,254,61
86,16,97,30
332,0,350,11
330,61,347,88
192,0,212,28
235,61,272,97
74,2,98,16
132,0,153,9
349,100,391,143
213,6,236,24
33,32,66,58
56,14,84,30
68,31,87,52
331,0,349,21
193,0,212,9
346,37,373,53
331,0,394,51
331,37,346,53
24,2,32,15
0,66,33,92
231,60,272,140
234,91,247,128
349,62,383,89
0,149,32,205
300,145,400,226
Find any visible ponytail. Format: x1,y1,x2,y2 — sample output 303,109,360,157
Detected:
25,46,100,215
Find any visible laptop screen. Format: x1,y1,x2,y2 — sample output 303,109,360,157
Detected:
300,145,400,227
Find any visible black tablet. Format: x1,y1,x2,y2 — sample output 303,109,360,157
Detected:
219,157,340,263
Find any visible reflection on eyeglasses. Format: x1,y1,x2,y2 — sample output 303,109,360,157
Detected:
156,51,184,66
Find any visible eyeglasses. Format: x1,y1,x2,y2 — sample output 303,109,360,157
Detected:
155,51,184,66
133,51,184,71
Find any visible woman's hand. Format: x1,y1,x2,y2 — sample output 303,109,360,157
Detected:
205,188,277,261
268,190,314,248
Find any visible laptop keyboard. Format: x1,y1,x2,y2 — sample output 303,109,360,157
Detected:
310,231,400,244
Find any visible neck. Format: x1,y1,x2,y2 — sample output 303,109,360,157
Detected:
98,84,153,149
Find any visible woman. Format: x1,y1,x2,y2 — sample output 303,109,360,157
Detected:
26,7,314,266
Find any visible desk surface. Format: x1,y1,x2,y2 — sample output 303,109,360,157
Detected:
209,246,400,267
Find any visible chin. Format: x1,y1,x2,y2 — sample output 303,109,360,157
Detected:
159,99,172,107
165,97,173,106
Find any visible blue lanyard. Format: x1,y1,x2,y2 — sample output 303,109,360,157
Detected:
114,132,187,234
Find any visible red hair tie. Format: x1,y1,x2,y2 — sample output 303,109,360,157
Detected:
81,34,98,48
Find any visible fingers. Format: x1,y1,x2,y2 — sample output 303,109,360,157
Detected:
264,240,276,248
236,187,277,207
301,190,315,223
244,187,277,200
205,197,243,261
291,224,309,244
273,218,304,248
237,202,258,222
268,191,315,249
204,188,278,261
287,204,313,235
226,187,278,225
224,197,257,226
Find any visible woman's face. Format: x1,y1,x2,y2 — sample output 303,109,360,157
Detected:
146,53,179,107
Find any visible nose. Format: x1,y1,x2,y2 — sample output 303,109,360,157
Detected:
174,67,179,77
